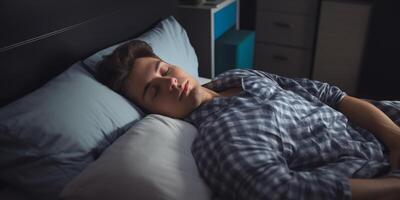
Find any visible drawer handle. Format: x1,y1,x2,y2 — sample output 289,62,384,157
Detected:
272,55,289,61
274,22,292,29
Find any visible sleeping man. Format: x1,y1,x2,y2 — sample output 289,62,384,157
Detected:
96,40,400,200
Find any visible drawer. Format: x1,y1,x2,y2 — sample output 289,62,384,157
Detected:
257,0,318,16
256,12,316,48
254,43,312,78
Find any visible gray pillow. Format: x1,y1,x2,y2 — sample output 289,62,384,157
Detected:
0,62,142,199
84,16,199,78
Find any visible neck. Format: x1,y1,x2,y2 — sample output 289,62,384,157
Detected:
200,86,242,103
219,87,242,97
201,87,220,101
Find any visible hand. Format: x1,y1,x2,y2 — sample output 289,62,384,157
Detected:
389,147,400,171
387,130,400,171
378,178,400,200
350,178,400,200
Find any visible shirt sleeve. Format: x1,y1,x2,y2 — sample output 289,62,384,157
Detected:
249,70,346,108
218,146,352,200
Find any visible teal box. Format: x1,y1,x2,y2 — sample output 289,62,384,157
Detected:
214,1,237,39
215,29,255,76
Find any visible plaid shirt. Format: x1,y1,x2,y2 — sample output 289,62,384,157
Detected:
185,69,400,200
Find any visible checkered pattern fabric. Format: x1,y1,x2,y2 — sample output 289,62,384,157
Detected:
185,69,400,200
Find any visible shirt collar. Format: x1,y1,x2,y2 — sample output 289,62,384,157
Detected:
185,70,247,125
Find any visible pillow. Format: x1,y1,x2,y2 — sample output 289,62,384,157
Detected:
83,16,199,78
198,77,211,85
60,114,211,200
0,62,142,199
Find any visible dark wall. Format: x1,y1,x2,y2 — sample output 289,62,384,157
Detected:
0,0,177,106
358,0,400,100
239,0,256,30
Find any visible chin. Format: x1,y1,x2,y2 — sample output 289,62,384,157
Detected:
172,109,192,119
188,88,203,108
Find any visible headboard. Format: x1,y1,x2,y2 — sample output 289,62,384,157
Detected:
0,0,178,107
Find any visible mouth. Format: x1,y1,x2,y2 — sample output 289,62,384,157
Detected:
178,80,189,101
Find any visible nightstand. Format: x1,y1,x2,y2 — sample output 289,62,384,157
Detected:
176,0,239,78
254,0,319,78
254,0,371,95
312,0,371,95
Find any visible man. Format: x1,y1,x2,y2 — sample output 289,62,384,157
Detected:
97,40,400,200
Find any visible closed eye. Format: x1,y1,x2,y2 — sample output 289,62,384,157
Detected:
162,67,170,76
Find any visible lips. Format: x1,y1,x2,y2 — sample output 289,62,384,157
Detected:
178,80,189,101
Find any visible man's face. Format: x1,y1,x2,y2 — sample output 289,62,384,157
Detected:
123,57,203,118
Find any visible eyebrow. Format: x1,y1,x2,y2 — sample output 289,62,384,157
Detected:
142,60,162,100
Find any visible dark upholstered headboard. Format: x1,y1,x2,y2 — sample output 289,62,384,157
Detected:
0,0,178,107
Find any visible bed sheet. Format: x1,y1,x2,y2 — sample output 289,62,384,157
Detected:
0,100,398,200
0,187,31,200
199,77,211,85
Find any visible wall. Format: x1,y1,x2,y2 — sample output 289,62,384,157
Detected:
239,0,256,30
358,0,400,100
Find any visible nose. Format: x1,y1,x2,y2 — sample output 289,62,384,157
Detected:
165,77,179,91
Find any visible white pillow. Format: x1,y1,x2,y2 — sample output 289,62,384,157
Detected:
198,77,211,85
60,114,211,200
83,16,199,78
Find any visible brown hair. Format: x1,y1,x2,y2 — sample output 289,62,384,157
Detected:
96,40,159,95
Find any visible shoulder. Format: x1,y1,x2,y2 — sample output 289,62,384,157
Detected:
215,69,271,79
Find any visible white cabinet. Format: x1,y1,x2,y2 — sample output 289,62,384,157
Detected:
255,0,372,95
254,0,318,78
313,0,371,95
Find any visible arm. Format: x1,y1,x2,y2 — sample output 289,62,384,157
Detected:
230,156,399,200
215,145,352,200
250,70,345,108
337,96,400,170
349,178,400,200
227,159,352,200
256,69,400,152
338,96,400,199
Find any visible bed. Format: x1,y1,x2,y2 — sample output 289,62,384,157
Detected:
0,0,212,199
